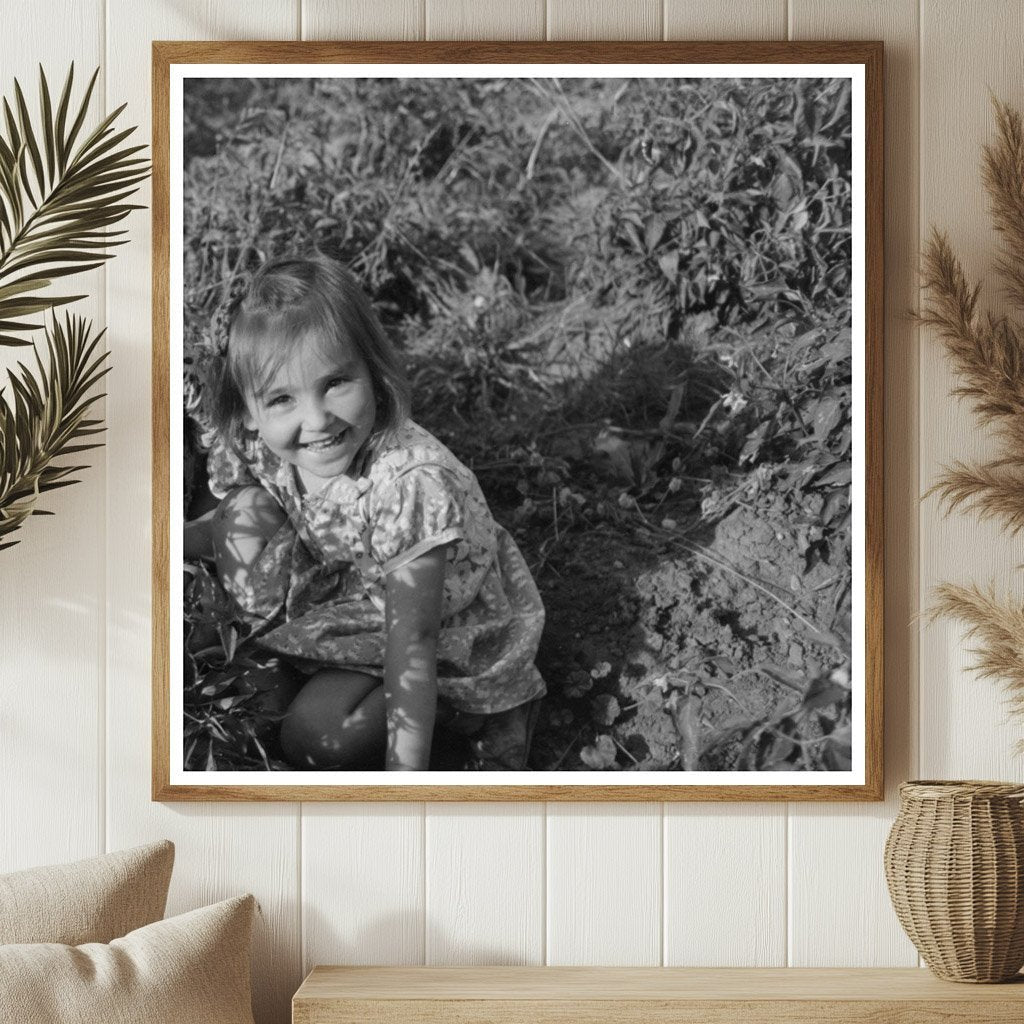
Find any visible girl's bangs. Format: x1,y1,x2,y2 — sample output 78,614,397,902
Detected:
230,298,339,398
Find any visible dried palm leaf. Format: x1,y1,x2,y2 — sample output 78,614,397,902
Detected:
0,64,149,347
0,64,147,551
0,313,109,549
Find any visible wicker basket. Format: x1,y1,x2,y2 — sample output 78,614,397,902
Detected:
884,780,1024,982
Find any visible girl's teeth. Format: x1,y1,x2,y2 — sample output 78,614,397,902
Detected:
305,432,344,452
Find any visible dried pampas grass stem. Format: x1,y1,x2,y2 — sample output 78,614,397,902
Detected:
922,98,1024,741
930,584,1024,724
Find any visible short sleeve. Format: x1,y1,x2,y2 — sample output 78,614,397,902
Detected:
370,464,466,575
205,433,259,498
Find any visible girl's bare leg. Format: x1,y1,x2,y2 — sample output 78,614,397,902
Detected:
280,669,386,769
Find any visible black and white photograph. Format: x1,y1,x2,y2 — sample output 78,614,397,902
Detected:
157,46,881,797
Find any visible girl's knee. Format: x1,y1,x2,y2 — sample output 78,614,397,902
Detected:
280,670,384,769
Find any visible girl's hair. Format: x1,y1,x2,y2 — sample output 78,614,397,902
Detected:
209,255,410,459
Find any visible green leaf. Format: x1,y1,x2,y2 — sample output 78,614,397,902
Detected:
38,65,55,186
0,65,148,347
1,295,85,317
53,65,75,174
14,78,45,199
60,67,99,171
0,313,109,544
0,277,53,300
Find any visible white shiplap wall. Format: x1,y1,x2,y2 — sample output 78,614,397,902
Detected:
4,2,1022,1021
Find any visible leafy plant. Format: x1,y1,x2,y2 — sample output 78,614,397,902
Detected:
0,65,148,548
695,667,852,772
182,561,297,771
0,315,109,550
920,98,1024,737
573,78,851,344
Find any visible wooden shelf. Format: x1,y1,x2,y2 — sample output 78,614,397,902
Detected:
292,966,1024,1023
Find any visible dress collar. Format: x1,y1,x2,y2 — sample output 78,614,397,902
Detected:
275,457,374,505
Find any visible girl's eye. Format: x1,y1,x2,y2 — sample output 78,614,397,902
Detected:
265,394,291,408
326,377,348,389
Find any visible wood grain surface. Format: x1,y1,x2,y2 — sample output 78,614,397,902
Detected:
295,965,1024,999
150,37,884,803
664,0,786,40
546,803,661,964
302,802,426,971
303,0,425,40
426,0,544,39
292,967,1024,1023
424,803,545,964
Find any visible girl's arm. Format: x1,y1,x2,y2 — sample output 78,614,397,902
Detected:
383,545,448,771
209,485,288,597
184,486,286,567
183,508,216,562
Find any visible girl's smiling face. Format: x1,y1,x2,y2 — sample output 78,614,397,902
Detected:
243,330,377,487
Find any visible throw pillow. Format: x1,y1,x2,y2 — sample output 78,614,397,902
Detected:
0,840,174,945
0,893,256,1024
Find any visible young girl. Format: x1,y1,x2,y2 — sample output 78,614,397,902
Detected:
190,255,546,772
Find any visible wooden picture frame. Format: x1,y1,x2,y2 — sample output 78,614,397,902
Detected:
153,40,883,801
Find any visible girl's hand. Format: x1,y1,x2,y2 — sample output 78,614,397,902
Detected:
383,545,448,771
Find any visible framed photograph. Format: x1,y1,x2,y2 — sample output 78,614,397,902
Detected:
153,41,883,801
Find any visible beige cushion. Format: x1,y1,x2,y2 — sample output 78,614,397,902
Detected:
0,840,174,946
0,894,256,1024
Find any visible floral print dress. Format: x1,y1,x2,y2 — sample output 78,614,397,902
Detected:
208,420,546,715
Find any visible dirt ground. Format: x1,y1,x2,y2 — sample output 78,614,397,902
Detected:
524,501,851,772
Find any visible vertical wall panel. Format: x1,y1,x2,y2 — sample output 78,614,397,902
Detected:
103,5,301,1023
426,0,543,39
425,804,544,964
664,0,786,40
303,0,425,39
918,0,1024,782
547,805,661,964
303,805,425,970
665,805,786,966
787,0,920,967
660,1,786,969
0,0,106,875
547,0,662,41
